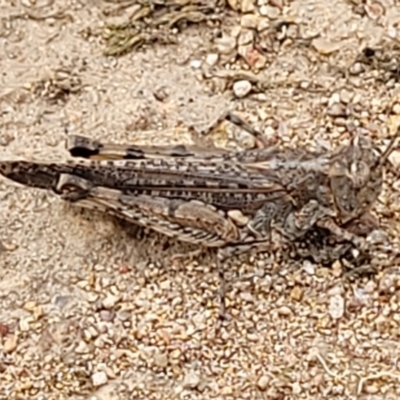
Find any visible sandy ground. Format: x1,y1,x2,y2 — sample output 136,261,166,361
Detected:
2,0,400,399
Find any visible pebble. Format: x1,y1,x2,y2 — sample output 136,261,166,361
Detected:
205,53,219,66
389,150,400,168
0,132,14,146
3,336,17,353
277,306,293,316
379,270,400,294
238,30,254,46
339,88,353,104
233,80,252,98
392,103,400,115
257,375,270,391
154,352,169,368
53,295,71,309
75,340,90,354
227,210,249,226
227,0,239,11
215,35,237,55
259,5,280,19
290,286,303,301
99,310,115,322
240,0,255,12
328,294,345,319
19,318,31,332
327,103,347,118
311,38,344,55
240,14,260,29
331,260,343,277
365,2,385,20
0,323,9,337
349,62,364,75
91,371,108,387
102,294,120,309
189,59,202,69
302,260,315,275
182,371,201,389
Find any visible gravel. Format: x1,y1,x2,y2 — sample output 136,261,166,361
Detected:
1,0,400,399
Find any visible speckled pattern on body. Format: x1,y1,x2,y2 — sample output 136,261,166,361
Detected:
2,0,400,399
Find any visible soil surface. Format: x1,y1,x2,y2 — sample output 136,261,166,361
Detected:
2,0,400,399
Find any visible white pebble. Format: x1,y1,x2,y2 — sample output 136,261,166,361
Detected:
190,59,202,69
92,371,108,387
233,80,252,98
389,150,400,168
328,294,345,319
102,294,120,309
205,53,219,66
302,260,315,275
183,371,201,389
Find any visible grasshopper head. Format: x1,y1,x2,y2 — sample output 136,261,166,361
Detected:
329,129,398,223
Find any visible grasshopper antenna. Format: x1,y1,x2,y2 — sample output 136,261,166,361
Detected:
377,125,400,168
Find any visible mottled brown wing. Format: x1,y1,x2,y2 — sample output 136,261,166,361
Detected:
0,158,289,214
57,173,240,248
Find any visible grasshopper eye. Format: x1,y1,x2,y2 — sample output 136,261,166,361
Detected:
350,162,358,175
347,161,370,188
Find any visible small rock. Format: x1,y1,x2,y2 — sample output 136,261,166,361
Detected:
331,260,343,277
312,38,344,55
240,14,260,29
91,371,108,387
367,229,389,245
23,301,37,311
102,294,120,309
83,326,99,340
240,0,255,12
257,375,270,391
215,35,237,55
365,2,385,20
233,80,252,98
290,286,303,301
75,340,90,354
259,5,280,19
339,88,353,104
99,310,115,322
116,310,131,321
3,336,17,353
227,0,239,11
349,62,364,75
327,103,347,118
183,371,201,389
240,292,254,302
328,294,345,319
205,53,219,66
277,306,292,316
0,323,9,337
227,210,249,226
53,295,71,309
154,352,169,368
19,318,31,332
302,260,315,275
238,30,254,46
0,132,14,146
379,269,400,294
292,382,302,394
269,0,284,9
389,150,400,168
392,103,400,115
189,59,202,69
